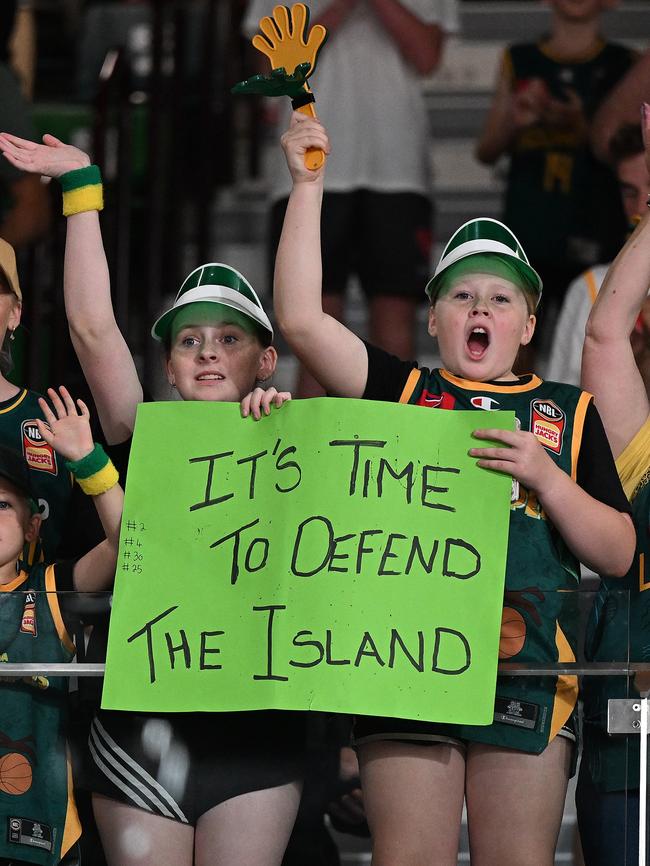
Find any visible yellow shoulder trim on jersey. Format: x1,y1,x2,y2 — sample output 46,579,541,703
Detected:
60,745,81,857
570,391,592,482
0,569,28,592
45,563,76,656
549,620,578,742
399,369,422,405
639,553,650,593
585,270,599,305
616,415,650,501
440,370,543,393
0,388,28,414
538,36,605,65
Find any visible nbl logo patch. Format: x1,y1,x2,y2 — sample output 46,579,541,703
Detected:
20,591,37,637
418,391,456,410
21,420,57,475
530,400,565,454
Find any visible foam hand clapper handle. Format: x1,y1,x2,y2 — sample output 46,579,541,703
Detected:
252,3,327,170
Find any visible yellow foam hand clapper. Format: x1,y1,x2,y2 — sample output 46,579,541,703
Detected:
252,4,326,77
246,4,327,170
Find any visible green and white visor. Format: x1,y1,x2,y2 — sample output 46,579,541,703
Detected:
425,217,543,308
151,263,273,342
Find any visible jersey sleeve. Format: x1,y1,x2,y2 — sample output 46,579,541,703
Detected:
615,415,650,501
362,341,418,403
576,403,632,514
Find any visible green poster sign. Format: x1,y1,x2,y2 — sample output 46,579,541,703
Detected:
102,399,513,724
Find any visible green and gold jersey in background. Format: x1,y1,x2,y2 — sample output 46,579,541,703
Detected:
0,562,80,864
583,417,650,792
502,40,634,282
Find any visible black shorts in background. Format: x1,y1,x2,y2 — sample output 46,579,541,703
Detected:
270,191,433,300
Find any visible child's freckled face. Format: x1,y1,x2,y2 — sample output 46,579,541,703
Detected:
428,274,535,382
167,323,274,403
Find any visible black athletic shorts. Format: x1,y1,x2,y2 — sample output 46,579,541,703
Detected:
85,709,307,825
270,190,433,299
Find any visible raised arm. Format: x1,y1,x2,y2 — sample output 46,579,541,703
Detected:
0,133,142,444
591,50,650,163
274,112,369,397
475,54,546,166
369,0,445,76
36,387,123,592
581,107,650,458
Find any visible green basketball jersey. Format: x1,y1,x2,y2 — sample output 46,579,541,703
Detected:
400,368,590,752
0,389,73,564
0,562,80,864
582,422,650,792
503,40,634,271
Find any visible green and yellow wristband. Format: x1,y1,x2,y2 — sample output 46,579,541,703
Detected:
65,443,118,496
59,165,104,217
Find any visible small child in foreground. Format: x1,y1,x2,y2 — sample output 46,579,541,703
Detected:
273,111,635,866
0,386,123,866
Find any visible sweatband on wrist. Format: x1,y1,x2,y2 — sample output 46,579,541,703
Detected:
65,443,118,496
65,442,109,478
76,461,119,496
59,165,104,216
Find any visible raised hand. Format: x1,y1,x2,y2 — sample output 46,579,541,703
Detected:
240,386,292,420
252,3,327,79
469,427,559,495
0,132,90,179
36,387,94,462
281,112,330,183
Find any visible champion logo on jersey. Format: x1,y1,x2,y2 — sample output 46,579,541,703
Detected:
530,399,565,454
20,591,37,637
22,420,57,475
417,391,456,410
470,396,500,411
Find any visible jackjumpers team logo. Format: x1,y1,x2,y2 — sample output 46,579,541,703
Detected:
530,399,565,454
21,420,57,474
20,592,37,637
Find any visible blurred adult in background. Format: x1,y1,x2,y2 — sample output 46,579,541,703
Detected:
591,46,650,162
546,123,649,387
0,1,50,252
243,0,460,397
476,0,636,361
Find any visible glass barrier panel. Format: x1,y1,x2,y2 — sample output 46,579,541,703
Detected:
0,589,645,865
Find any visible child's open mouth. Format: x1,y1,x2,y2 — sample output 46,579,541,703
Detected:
467,327,489,359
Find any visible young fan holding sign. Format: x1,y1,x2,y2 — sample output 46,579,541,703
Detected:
0,131,303,866
274,112,635,866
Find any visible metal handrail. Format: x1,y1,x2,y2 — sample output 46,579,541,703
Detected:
2,661,648,677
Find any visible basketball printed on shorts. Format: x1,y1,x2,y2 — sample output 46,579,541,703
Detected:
499,607,527,659
0,751,33,795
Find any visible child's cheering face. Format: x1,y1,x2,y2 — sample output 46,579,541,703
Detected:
428,273,535,382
